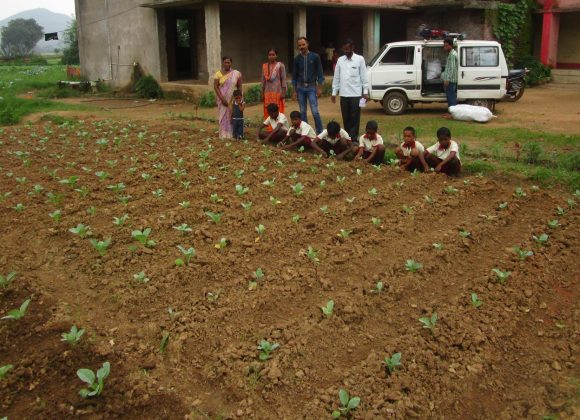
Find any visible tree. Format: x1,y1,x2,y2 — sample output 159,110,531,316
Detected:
0,18,44,58
61,19,79,65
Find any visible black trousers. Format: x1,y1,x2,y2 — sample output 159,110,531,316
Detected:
340,96,361,143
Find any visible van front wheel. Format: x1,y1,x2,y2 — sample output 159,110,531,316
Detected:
382,92,408,115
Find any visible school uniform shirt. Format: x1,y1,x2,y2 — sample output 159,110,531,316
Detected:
332,53,369,97
263,113,289,131
318,128,351,145
288,121,317,139
358,133,384,152
400,140,425,157
426,140,461,161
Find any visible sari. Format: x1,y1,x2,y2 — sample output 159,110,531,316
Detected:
214,69,242,139
262,61,286,119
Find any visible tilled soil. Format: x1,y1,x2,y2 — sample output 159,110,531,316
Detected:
0,119,578,419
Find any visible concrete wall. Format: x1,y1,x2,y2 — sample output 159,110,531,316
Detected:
557,12,580,64
406,9,491,41
77,0,162,87
220,2,293,82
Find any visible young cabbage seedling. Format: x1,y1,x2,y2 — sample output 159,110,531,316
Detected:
321,300,334,318
336,175,346,185
113,214,129,226
269,196,282,205
345,197,355,204
160,332,170,353
371,217,382,227
132,228,155,248
513,247,533,261
2,299,31,320
210,193,223,203
257,339,279,361
292,214,301,223
419,313,437,334
405,259,422,273
368,187,378,196
402,205,413,214
491,268,511,284
173,223,192,235
444,185,458,194
306,246,319,264
152,189,164,198
288,172,299,180
332,389,361,419
62,325,85,345
459,229,471,238
292,183,305,196
0,271,16,289
235,184,249,196
532,233,549,246
215,237,229,249
205,211,222,224
49,210,62,225
319,180,326,189
254,268,265,281
86,206,97,216
433,243,444,250
513,187,526,198
0,364,14,379
175,245,196,266
371,281,384,294
337,229,352,239
262,178,275,187
556,206,566,216
383,352,402,375
320,205,329,215
179,201,190,209
471,293,483,308
241,201,253,211
133,272,150,283
255,224,266,235
498,202,508,210
77,362,110,398
547,219,560,229
89,238,112,256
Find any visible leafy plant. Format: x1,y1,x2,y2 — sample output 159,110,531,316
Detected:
255,224,266,235
336,175,346,185
433,243,444,250
269,196,281,205
471,293,483,308
0,271,16,289
332,389,360,419
210,193,223,203
262,178,275,187
321,300,334,318
383,352,402,375
77,362,110,398
513,187,527,198
498,202,508,210
402,205,413,214
90,238,112,256
319,180,326,189
113,214,129,226
514,246,533,261
556,206,566,216
532,233,549,246
405,259,422,273
257,339,279,361
444,185,458,194
61,325,85,345
173,223,192,235
215,237,229,249
241,201,252,211
0,364,14,379
159,332,170,353
152,189,164,198
459,229,471,238
292,183,304,196
547,219,560,229
2,299,31,320
69,223,91,238
179,200,190,209
306,246,319,264
492,268,511,284
132,228,155,248
320,205,329,215
175,245,196,266
292,214,301,223
419,313,437,334
235,184,249,196
133,271,150,284
370,281,384,294
368,187,378,196
337,229,352,239
371,217,382,227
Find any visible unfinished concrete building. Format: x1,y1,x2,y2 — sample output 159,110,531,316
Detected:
75,0,501,89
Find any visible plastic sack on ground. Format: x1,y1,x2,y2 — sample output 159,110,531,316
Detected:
449,104,495,123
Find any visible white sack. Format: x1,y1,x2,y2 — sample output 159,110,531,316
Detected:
449,104,495,123
426,59,441,80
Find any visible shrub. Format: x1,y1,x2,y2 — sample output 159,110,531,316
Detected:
522,142,542,164
515,55,551,86
135,75,163,99
244,84,262,104
199,90,216,108
285,84,293,99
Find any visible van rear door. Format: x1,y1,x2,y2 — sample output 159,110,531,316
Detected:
457,44,502,99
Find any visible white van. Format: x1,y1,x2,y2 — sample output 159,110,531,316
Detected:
367,40,509,114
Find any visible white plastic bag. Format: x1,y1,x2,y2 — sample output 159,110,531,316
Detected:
449,104,495,123
426,59,441,80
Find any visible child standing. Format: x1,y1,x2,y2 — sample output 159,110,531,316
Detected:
395,126,426,172
315,121,352,159
258,103,290,144
419,127,461,176
231,90,245,140
351,120,385,165
281,111,321,152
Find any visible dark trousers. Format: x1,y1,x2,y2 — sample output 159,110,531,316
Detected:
340,96,361,143
425,154,461,176
445,82,457,107
362,149,385,165
232,119,244,139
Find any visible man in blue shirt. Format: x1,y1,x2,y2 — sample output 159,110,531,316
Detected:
292,37,325,134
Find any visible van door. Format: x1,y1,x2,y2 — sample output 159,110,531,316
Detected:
457,45,502,99
369,46,418,101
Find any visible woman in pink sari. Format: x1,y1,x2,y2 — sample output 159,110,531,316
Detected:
213,56,242,139
261,48,286,120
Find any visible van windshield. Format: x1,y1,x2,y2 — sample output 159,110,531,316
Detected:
368,45,388,67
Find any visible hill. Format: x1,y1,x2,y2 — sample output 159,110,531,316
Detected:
0,8,73,54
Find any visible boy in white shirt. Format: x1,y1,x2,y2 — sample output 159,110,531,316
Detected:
351,120,385,165
395,126,426,172
419,127,461,176
314,121,352,159
257,103,289,144
281,110,320,152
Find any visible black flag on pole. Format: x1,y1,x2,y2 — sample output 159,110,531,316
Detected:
45,32,59,41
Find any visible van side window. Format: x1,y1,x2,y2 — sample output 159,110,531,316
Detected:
381,47,414,65
461,47,499,67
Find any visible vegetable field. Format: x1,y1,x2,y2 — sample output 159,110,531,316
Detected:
0,119,578,418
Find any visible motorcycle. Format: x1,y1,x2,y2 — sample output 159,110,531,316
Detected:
505,68,529,102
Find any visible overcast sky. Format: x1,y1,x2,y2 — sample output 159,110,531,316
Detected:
0,0,76,21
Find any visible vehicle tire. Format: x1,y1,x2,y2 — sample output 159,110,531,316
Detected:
504,86,525,102
382,92,408,115
467,99,494,111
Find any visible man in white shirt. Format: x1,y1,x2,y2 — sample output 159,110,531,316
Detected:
257,103,289,144
331,39,369,143
419,127,462,176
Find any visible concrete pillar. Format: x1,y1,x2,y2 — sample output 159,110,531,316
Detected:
540,2,560,68
74,0,85,73
363,10,380,61
293,6,307,53
205,1,222,85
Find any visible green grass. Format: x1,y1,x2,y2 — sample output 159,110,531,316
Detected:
0,64,88,125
